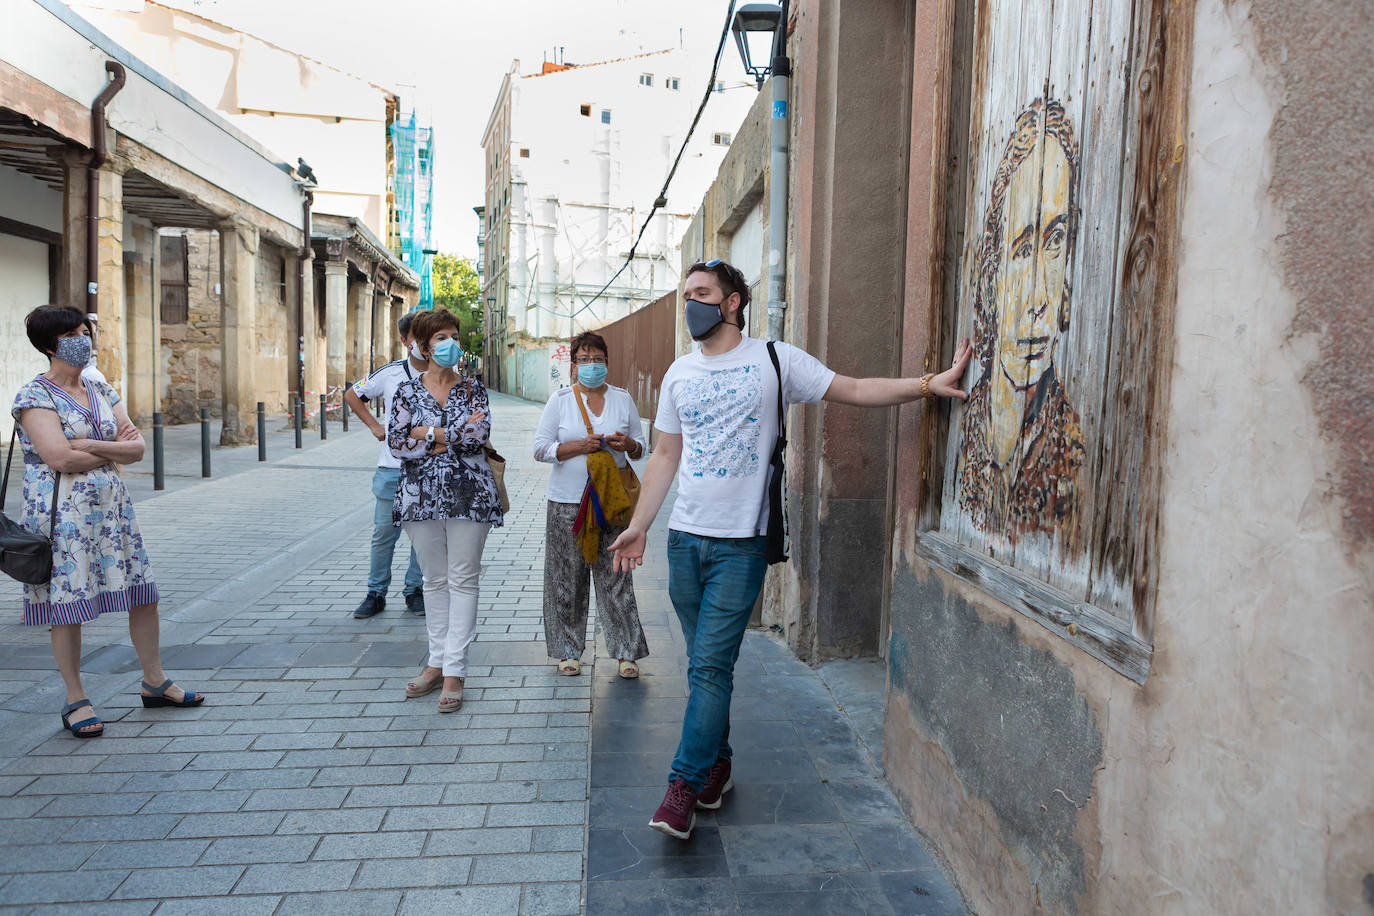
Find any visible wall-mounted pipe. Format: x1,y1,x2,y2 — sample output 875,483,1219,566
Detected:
766,0,791,342
298,189,313,406
88,60,126,320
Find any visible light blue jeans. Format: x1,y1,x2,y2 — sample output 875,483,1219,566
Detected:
666,529,769,792
368,467,423,597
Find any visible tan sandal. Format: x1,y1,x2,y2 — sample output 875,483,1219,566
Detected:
617,659,640,679
405,669,441,698
558,658,581,676
438,689,463,713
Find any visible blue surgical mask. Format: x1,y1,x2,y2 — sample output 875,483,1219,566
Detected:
54,335,92,368
577,363,608,388
431,338,461,368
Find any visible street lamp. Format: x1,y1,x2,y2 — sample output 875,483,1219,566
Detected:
731,0,792,340
732,3,783,89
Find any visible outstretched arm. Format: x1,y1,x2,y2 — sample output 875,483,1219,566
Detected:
608,432,682,574
823,338,972,406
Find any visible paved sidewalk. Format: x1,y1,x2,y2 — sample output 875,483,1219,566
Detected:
0,392,590,914
584,566,966,915
0,390,965,914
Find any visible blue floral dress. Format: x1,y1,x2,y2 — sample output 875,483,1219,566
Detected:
9,376,157,626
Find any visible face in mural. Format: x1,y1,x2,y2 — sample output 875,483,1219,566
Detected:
955,97,1086,545
994,136,1071,391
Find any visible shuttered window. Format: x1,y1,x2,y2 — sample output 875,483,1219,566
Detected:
159,235,190,324
920,0,1186,683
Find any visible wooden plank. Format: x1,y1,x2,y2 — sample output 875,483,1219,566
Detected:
1088,0,1193,641
917,529,1151,683
916,0,977,534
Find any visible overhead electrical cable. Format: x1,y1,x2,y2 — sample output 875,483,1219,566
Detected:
570,0,738,319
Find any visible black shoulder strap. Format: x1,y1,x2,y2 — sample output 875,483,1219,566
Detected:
1,428,15,510
3,426,61,533
767,341,785,453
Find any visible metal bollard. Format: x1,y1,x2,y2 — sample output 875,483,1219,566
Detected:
374,395,383,418
320,393,327,440
152,411,165,491
342,382,349,432
294,397,304,449
199,408,211,478
257,402,266,462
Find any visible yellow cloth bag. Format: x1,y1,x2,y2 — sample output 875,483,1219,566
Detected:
576,449,632,566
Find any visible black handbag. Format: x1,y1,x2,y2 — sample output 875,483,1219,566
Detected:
0,428,60,585
764,342,789,565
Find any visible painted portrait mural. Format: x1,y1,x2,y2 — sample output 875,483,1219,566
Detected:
955,97,1086,547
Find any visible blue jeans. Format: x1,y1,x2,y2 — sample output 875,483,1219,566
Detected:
368,467,423,596
666,529,769,792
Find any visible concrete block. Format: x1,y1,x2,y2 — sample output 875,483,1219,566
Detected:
240,787,348,811
312,830,426,860
168,812,286,839
233,861,360,894
532,826,584,852
277,808,386,835
422,827,532,856
200,835,319,864
353,855,473,889
111,864,244,899
379,805,488,832
520,882,583,916
469,851,582,884
485,802,586,827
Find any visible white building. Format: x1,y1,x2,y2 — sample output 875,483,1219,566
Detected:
480,49,756,393
69,0,396,240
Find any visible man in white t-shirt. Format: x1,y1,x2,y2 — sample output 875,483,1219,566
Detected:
343,311,428,619
610,259,972,840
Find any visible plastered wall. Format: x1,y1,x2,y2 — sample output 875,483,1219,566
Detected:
882,1,1374,913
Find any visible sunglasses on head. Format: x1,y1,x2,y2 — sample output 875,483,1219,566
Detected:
703,258,722,267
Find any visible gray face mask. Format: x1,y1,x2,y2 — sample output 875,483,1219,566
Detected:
54,336,92,369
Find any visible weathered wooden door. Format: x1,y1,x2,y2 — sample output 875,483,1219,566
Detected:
923,0,1185,682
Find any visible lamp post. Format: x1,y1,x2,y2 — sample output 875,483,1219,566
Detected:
732,1,791,341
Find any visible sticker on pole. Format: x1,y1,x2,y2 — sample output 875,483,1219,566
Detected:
87,283,98,295
772,100,787,118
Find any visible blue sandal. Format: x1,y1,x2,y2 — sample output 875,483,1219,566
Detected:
60,699,103,738
140,679,204,708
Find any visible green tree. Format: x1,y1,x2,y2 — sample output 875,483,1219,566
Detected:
431,253,483,352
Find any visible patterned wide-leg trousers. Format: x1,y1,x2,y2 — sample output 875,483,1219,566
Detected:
542,501,649,662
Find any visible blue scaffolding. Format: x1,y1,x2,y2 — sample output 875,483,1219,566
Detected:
390,112,435,308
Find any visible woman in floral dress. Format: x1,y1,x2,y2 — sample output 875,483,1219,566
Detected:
11,306,203,738
389,308,504,713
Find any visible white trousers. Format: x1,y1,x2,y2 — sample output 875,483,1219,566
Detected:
403,518,491,677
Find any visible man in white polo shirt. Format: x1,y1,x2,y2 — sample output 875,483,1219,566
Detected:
343,311,428,619
610,258,972,840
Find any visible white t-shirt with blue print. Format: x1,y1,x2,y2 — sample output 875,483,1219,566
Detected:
655,336,834,538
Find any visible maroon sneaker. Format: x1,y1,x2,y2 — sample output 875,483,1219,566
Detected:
648,776,699,840
695,757,733,810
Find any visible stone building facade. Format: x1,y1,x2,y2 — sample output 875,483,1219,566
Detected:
684,0,1374,911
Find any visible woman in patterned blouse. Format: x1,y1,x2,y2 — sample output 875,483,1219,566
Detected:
388,308,503,712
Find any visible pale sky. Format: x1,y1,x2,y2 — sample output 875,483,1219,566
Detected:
148,0,759,259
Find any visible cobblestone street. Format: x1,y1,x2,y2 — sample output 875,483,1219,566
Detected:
0,392,963,915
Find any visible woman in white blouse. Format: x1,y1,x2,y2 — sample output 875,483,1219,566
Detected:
533,331,649,678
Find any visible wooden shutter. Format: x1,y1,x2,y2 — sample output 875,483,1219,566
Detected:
159,235,189,324
920,0,1188,683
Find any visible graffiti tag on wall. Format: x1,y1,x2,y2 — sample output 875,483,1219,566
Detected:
955,98,1085,547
